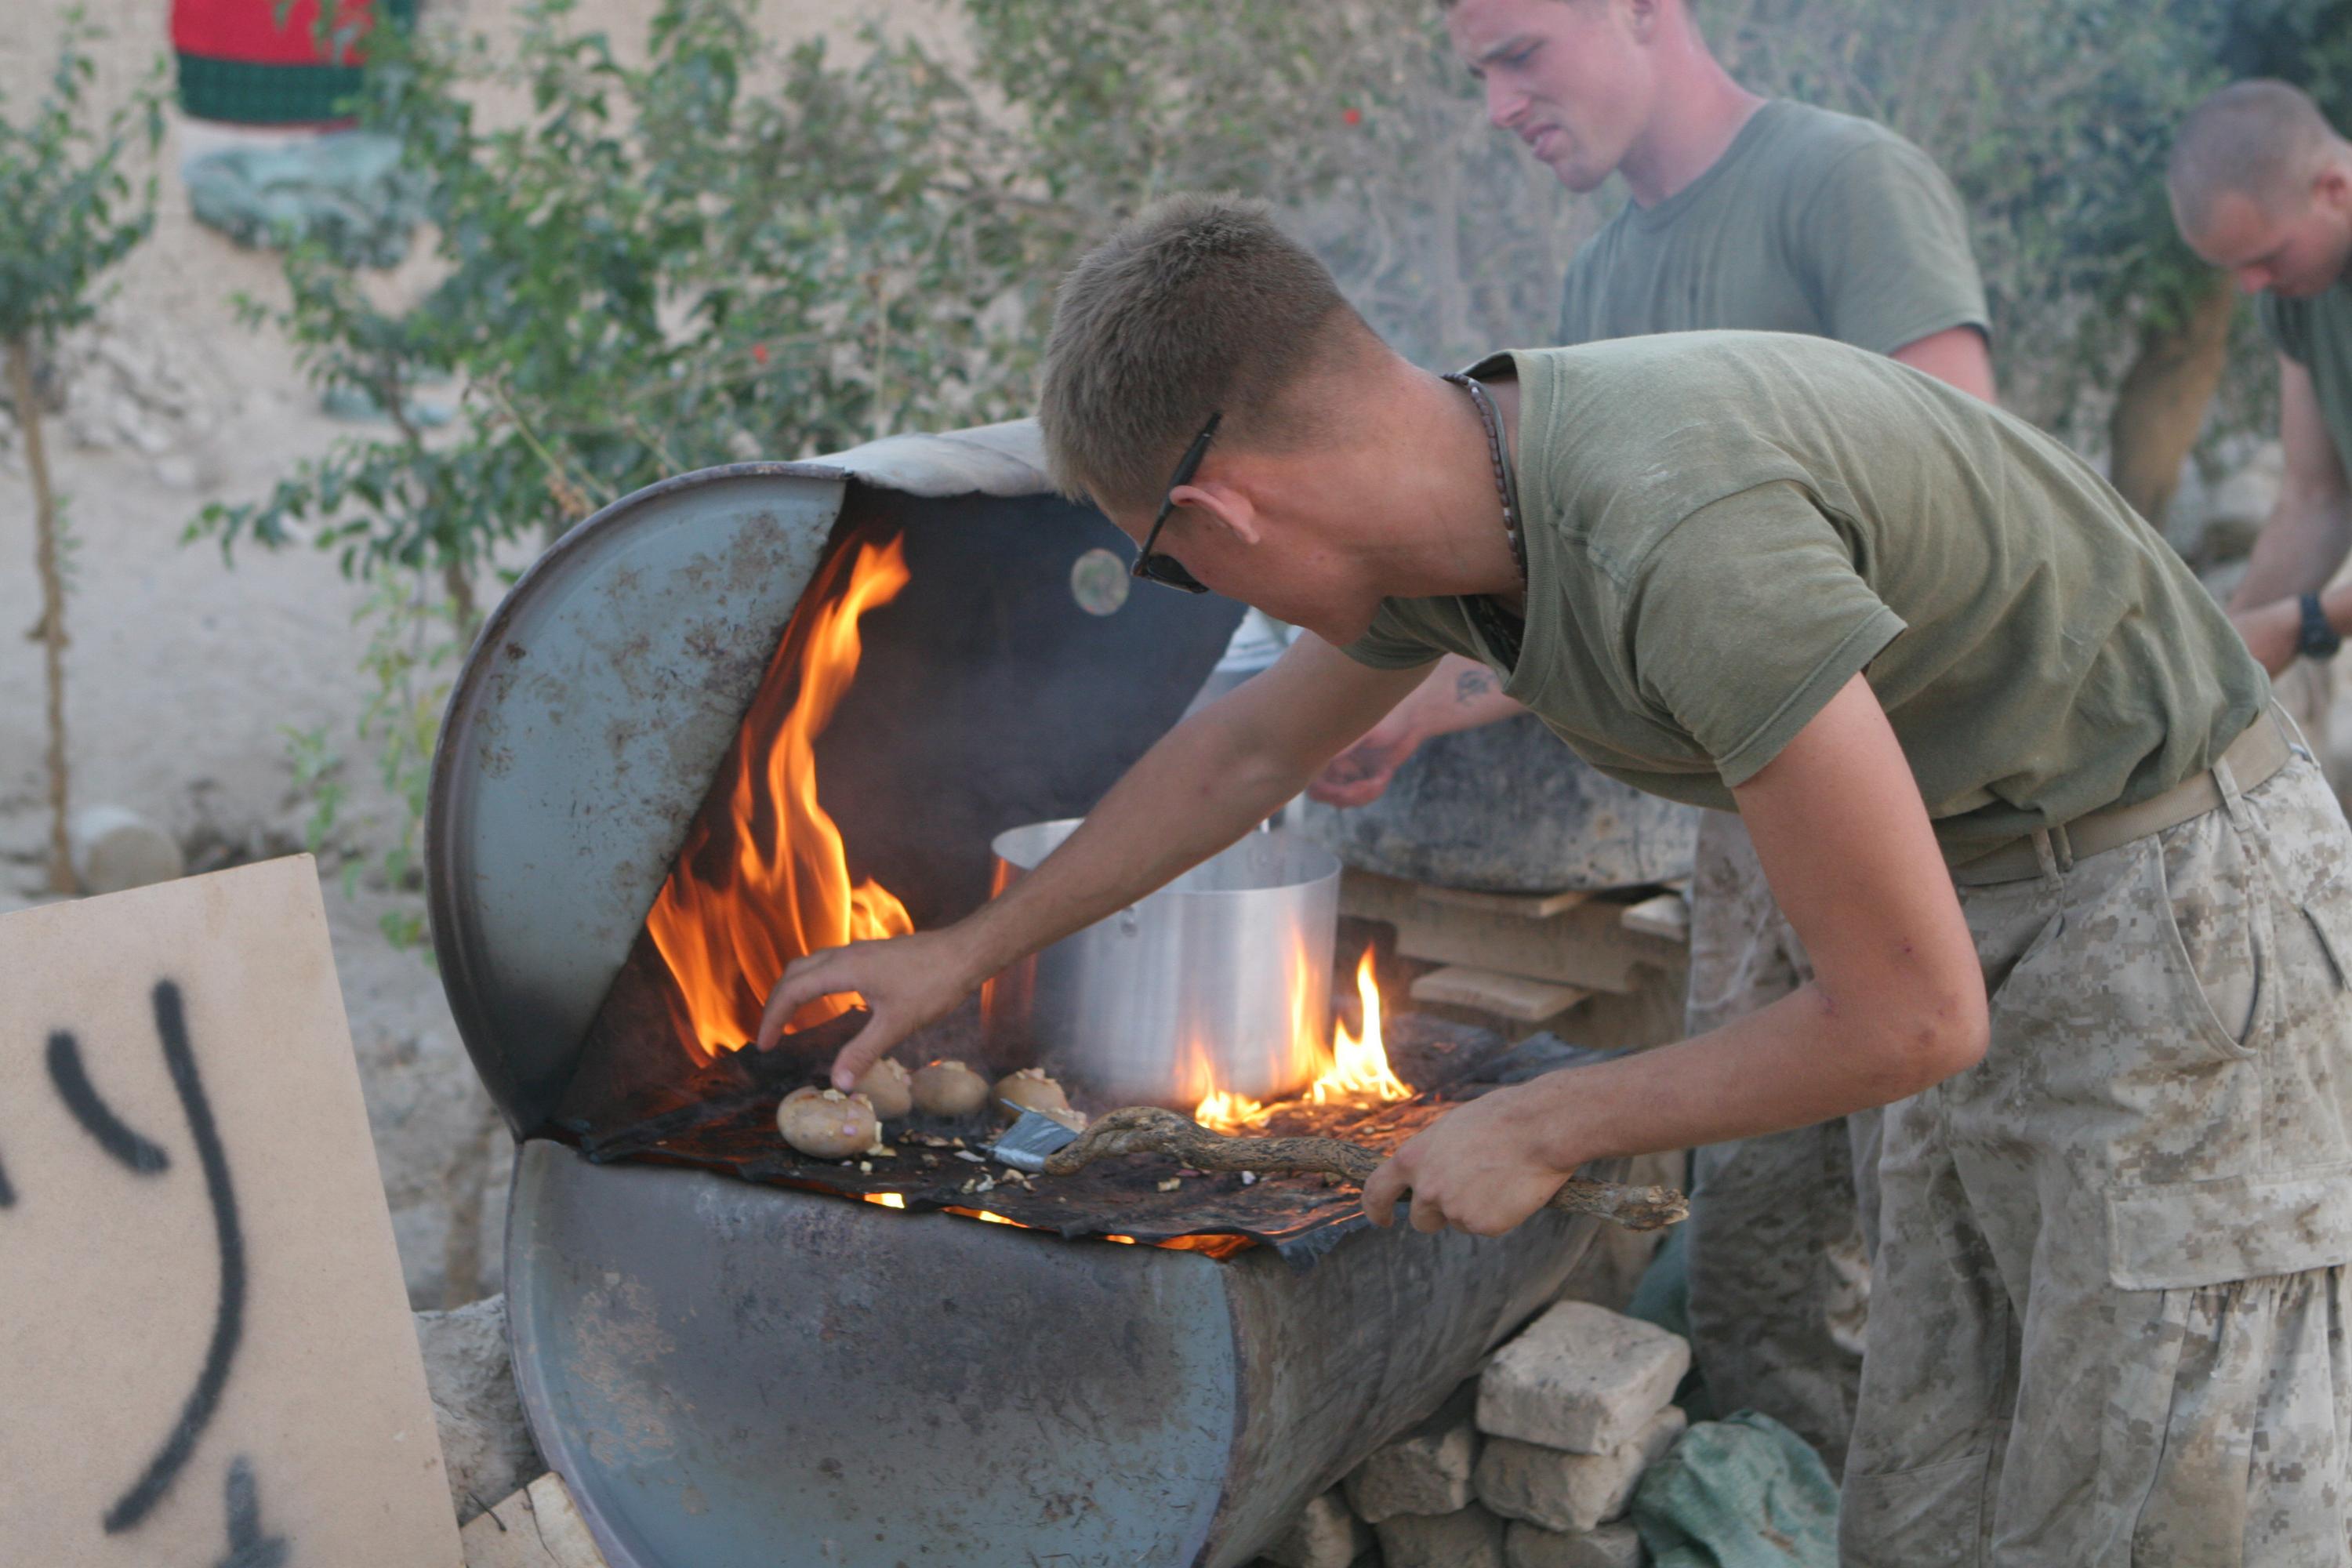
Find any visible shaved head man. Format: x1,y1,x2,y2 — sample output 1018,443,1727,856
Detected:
2172,79,2352,299
2172,84,2352,782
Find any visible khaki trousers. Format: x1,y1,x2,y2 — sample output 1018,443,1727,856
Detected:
1683,808,1876,1472
1842,750,2352,1565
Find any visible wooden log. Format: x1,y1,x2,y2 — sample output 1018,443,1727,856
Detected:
1416,885,1592,920
1409,965,1591,1025
1341,869,1682,993
1617,894,1690,945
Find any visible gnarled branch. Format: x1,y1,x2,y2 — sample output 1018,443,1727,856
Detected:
1044,1106,1687,1232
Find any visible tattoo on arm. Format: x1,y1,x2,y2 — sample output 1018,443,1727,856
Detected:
1454,668,1496,704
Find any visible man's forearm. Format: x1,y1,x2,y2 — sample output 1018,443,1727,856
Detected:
1526,670,1980,1163
1400,653,1523,740
956,702,1309,978
2231,494,2352,613
2231,577,2352,676
956,641,1428,979
1515,977,1969,1167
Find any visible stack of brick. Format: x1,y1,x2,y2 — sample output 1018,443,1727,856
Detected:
1343,1383,1504,1567
1475,1302,1690,1568
1251,1302,1690,1568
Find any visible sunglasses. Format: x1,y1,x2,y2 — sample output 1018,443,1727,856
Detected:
1131,411,1222,594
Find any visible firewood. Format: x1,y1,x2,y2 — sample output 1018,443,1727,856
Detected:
1043,1107,1687,1232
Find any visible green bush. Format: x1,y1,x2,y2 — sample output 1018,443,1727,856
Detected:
205,0,2352,945
2,16,162,895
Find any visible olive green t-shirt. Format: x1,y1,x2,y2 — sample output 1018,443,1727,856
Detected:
2259,283,2352,472
1556,100,1988,354
1341,334,2267,860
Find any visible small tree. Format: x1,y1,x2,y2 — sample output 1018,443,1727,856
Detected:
0,20,161,894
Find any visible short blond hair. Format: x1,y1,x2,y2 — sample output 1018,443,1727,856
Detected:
1038,194,1370,513
2171,80,2339,233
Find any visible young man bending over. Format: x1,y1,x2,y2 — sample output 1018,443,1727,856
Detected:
1319,0,2000,1467
762,198,2352,1566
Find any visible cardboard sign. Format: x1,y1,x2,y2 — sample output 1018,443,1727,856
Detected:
0,858,463,1566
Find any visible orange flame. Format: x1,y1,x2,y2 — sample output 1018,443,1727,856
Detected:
1313,947,1411,1105
647,535,916,1063
1194,946,1409,1132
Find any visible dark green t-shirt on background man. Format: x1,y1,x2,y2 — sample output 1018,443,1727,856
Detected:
1342,333,2267,862
2260,284,2352,473
1556,100,1988,352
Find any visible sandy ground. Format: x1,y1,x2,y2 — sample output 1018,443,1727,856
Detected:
0,0,944,1308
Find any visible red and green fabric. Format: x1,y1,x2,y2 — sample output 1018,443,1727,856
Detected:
172,0,417,126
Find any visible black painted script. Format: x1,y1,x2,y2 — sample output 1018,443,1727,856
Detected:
8,980,284,1558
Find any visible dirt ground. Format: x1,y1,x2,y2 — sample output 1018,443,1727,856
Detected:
0,0,944,1308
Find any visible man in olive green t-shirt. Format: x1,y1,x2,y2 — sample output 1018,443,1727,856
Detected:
777,198,2352,1563
1312,0,1998,1470
2172,81,2352,789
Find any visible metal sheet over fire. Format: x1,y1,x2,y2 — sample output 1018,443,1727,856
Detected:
550,1008,1514,1264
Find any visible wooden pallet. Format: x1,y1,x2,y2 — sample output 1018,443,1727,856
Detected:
1619,891,1691,943
1340,869,1686,995
1409,964,1592,1025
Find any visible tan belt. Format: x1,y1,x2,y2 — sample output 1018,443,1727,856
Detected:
1948,710,2293,887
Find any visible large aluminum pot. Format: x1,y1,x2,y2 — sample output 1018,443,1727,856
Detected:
982,822,1340,1106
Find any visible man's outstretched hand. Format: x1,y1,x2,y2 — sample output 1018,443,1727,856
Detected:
1359,1082,1582,1236
1306,655,1525,808
757,928,983,1089
1306,710,1424,807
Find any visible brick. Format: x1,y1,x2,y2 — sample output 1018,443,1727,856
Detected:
1505,1519,1646,1568
1477,1406,1686,1531
1375,1503,1508,1568
1478,1302,1688,1453
1259,1487,1372,1568
1345,1382,1480,1523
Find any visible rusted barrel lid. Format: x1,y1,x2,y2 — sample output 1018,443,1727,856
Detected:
426,426,1243,1133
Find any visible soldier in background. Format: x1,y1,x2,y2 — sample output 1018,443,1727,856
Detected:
1309,0,1994,1472
2171,79,2352,800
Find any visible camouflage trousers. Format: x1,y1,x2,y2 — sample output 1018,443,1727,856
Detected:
1682,809,1877,1472
1842,746,2352,1566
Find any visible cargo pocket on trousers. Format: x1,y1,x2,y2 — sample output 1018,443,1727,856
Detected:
2106,1160,2352,1290
2296,888,2352,993
2152,818,2273,1063
1838,1450,1992,1567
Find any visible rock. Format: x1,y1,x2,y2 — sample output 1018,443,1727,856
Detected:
1296,714,1698,893
1505,1519,1646,1568
1260,1486,1373,1568
1345,1381,1480,1523
459,1472,609,1567
1478,1303,1689,1454
1477,1406,1687,1532
416,1294,540,1524
1374,1503,1508,1568
69,804,185,894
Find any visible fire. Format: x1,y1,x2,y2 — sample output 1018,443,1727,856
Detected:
1193,946,1410,1132
864,1192,906,1210
1312,947,1411,1105
1193,1087,1271,1130
646,535,916,1062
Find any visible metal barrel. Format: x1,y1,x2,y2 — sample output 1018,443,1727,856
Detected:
505,1144,1606,1568
981,821,1340,1106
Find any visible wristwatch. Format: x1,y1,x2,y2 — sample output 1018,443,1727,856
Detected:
2300,591,2343,662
